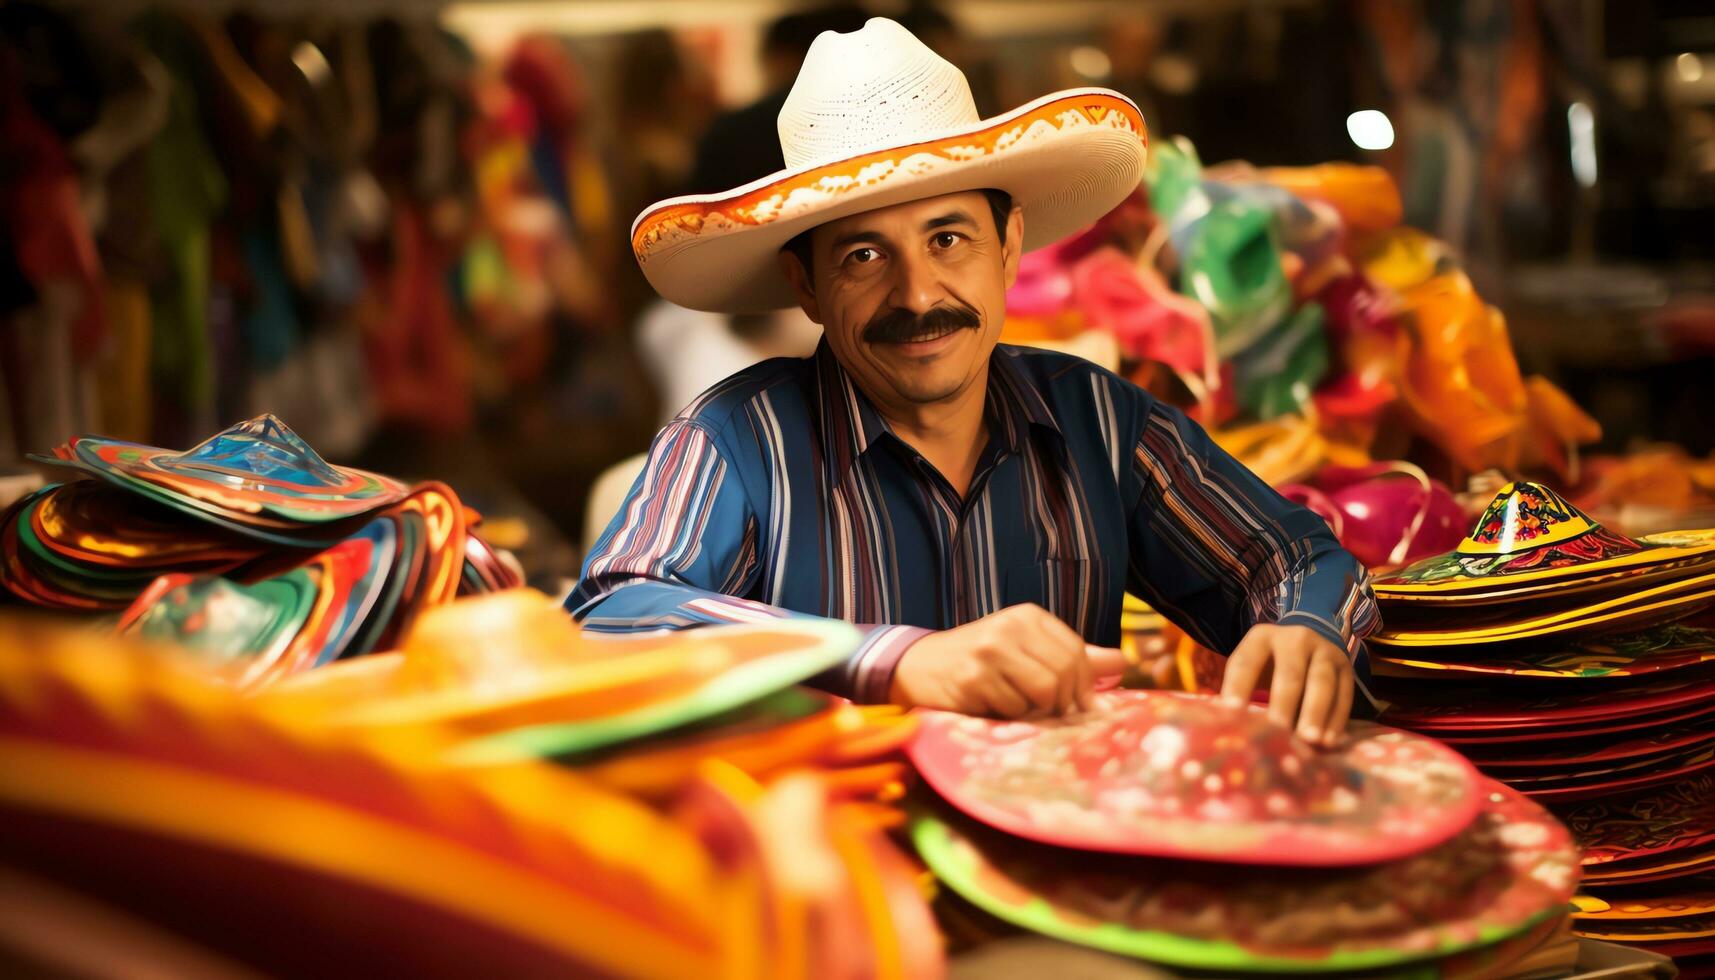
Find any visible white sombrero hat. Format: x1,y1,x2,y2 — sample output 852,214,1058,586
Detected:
632,17,1149,313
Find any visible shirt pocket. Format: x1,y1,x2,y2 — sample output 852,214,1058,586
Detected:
1001,559,1110,635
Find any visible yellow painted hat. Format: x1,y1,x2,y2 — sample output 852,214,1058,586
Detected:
1375,481,1715,595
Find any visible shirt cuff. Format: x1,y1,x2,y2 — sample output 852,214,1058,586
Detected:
846,624,933,704
1274,610,1349,652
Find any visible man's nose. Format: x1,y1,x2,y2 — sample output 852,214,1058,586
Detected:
885,250,947,314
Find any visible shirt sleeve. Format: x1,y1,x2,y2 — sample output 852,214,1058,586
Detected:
566,419,928,704
1124,396,1382,706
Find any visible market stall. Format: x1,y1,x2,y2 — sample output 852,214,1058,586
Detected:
3,2,1713,978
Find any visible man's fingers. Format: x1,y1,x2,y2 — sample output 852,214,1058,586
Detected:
976,671,1033,718
1220,629,1273,705
1086,644,1128,678
1031,613,1092,712
1011,627,1074,714
1266,641,1311,729
996,648,1063,715
1297,655,1338,743
1324,661,1356,747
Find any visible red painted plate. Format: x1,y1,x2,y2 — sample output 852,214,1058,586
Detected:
1564,775,1715,868
1520,748,1715,805
1474,719,1715,770
1382,670,1715,730
1432,701,1715,747
908,689,1482,866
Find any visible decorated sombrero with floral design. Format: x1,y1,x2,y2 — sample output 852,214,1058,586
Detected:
630,17,1148,313
908,689,1481,867
910,779,1579,973
1374,481,1715,595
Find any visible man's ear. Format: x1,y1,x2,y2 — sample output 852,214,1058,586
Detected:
1001,205,1025,289
777,249,823,324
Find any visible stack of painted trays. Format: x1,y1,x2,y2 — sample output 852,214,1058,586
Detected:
1367,481,1715,973
903,687,1581,976
0,415,518,688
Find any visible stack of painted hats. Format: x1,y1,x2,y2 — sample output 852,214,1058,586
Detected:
1367,481,1715,971
259,589,936,975
903,688,1581,975
262,589,916,790
0,611,939,977
0,415,519,687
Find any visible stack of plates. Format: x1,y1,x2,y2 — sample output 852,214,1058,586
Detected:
1,415,519,686
1367,480,1715,971
905,689,1581,975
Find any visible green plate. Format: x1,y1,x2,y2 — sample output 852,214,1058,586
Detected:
343,513,417,659
124,569,317,682
448,619,860,765
911,780,1578,975
552,686,831,768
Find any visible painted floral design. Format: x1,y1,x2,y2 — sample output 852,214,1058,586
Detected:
913,690,1478,865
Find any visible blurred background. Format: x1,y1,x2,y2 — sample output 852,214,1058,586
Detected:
3,0,1713,587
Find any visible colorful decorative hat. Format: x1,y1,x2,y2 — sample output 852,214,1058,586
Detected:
0,616,733,976
0,616,944,976
1562,773,1715,870
1375,481,1715,594
1373,621,1715,680
263,590,858,757
630,18,1147,313
911,779,1579,974
33,414,409,528
908,689,1481,866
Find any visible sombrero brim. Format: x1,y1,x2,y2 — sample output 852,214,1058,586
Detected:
262,619,858,742
910,779,1577,973
632,88,1147,313
1374,527,1715,595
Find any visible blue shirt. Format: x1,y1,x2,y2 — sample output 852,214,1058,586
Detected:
570,342,1380,704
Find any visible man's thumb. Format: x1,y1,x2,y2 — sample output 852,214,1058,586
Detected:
1084,644,1128,678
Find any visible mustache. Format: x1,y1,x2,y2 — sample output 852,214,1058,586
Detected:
861,302,982,344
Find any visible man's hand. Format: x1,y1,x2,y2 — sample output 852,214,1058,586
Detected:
889,604,1127,718
1220,623,1355,747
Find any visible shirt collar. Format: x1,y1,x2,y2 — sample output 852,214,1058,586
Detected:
814,340,1065,486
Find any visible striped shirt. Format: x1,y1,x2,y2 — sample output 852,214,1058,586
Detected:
570,342,1380,706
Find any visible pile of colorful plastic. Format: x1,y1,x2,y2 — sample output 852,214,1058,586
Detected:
0,415,519,688
1002,137,1607,572
901,687,1581,976
0,593,941,977
1364,481,1715,971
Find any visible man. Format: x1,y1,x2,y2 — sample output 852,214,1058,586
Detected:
573,18,1379,745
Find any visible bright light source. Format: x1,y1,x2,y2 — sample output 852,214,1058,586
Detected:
292,41,332,86
1346,110,1394,151
1568,101,1597,188
1070,45,1112,80
1678,52,1704,83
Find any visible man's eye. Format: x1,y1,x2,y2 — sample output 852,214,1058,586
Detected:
932,232,962,249
847,247,879,264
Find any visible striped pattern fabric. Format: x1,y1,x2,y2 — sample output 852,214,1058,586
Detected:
570,342,1380,706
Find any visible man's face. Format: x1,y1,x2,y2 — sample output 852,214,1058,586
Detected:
779,191,1023,409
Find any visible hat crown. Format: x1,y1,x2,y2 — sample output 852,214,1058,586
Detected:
1456,481,1638,557
778,17,979,171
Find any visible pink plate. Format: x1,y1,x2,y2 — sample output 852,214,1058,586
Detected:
908,689,1482,866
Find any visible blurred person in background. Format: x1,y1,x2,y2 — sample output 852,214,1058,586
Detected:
635,4,871,427
575,19,1378,741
